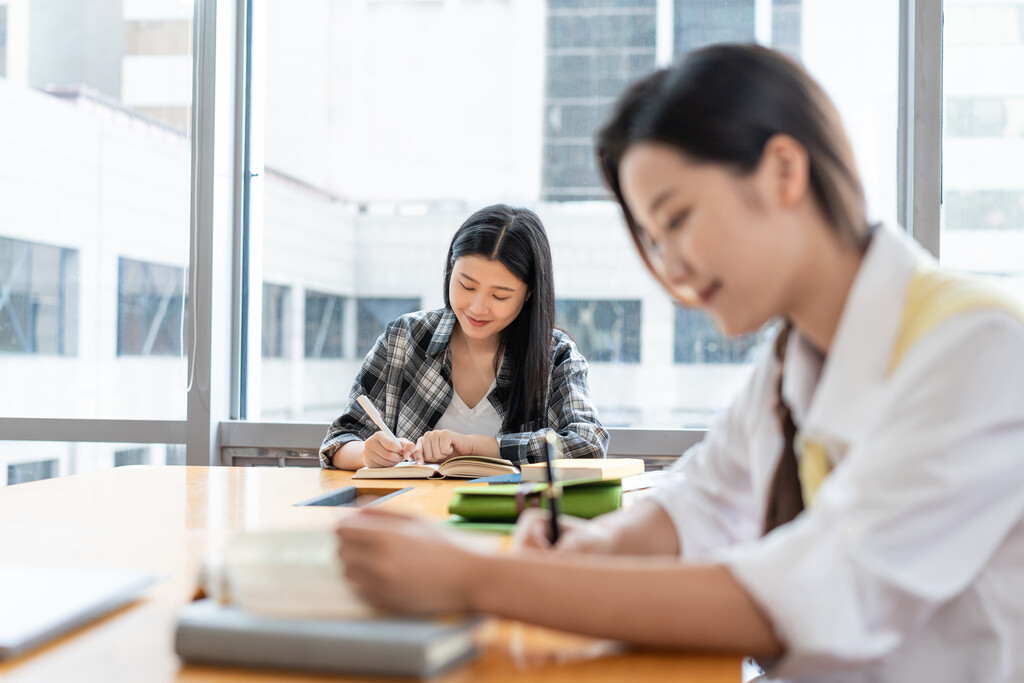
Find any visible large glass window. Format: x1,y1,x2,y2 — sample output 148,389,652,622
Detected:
0,0,193,421
117,257,186,357
556,299,641,363
304,291,347,360
8,458,57,485
0,5,8,78
356,297,420,357
0,236,79,355
674,0,756,55
674,308,764,365
262,283,291,359
941,1,1024,299
247,0,897,428
543,1,657,201
0,441,185,488
946,97,1024,138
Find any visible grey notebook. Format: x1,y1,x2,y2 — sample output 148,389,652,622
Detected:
0,565,155,660
175,599,480,678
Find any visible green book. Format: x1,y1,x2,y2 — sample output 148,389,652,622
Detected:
447,479,622,523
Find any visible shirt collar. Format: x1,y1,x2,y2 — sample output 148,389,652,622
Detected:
427,308,458,356
783,225,930,445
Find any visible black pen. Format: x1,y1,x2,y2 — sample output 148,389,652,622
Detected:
543,430,563,546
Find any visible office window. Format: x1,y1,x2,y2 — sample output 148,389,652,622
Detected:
942,1,1024,301
124,20,191,56
557,299,641,364
946,98,1024,138
0,5,7,78
117,257,186,357
0,1,191,420
114,447,150,467
674,308,764,364
945,3,1024,45
675,0,755,55
7,459,58,486
262,283,290,359
0,237,79,356
772,0,802,59
0,442,184,489
945,191,1024,232
165,444,186,466
132,106,190,132
356,297,420,357
543,1,657,201
304,291,346,359
541,0,805,201
248,1,897,428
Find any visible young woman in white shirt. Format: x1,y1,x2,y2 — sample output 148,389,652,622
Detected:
335,44,1024,681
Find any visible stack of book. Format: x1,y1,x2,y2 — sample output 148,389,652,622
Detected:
174,529,480,678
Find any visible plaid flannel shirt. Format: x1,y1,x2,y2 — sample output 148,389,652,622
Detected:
320,308,608,467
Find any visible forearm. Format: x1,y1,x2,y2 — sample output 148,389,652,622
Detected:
498,426,604,465
596,499,682,556
466,552,782,656
465,434,500,458
333,441,367,470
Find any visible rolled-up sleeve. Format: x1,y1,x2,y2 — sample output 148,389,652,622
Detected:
718,313,1024,678
497,335,609,465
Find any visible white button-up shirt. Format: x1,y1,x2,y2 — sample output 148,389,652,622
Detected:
650,225,1024,681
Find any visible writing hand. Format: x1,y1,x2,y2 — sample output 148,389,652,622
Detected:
513,508,611,553
363,432,416,468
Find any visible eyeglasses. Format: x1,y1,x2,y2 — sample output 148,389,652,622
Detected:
632,227,701,307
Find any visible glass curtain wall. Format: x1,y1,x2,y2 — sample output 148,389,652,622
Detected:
247,0,898,429
0,0,193,483
941,1,1024,298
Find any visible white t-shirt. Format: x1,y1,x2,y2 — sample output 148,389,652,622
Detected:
432,380,503,436
650,224,1024,682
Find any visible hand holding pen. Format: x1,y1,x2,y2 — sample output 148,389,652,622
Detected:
543,430,564,546
356,395,417,467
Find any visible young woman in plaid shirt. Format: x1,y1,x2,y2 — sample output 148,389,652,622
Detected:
321,204,608,469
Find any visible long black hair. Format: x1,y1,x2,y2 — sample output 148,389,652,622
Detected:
443,204,556,432
597,43,869,286
596,44,869,535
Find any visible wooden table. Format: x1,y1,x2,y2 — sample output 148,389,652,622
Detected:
0,466,740,682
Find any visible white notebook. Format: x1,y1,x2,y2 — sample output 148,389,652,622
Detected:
0,565,156,660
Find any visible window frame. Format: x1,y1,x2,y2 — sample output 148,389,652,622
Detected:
0,0,943,466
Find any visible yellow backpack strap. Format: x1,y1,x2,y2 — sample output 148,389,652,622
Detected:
799,266,1024,507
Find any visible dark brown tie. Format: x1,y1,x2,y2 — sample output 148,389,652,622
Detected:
763,325,805,535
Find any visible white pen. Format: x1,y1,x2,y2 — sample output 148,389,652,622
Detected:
356,395,398,443
356,395,414,462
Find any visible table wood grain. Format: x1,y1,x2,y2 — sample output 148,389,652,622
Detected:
0,466,740,682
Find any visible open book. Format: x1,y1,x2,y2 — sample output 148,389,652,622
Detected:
520,457,645,482
352,455,519,480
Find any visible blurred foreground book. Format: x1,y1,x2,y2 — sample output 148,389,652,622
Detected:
174,530,479,678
